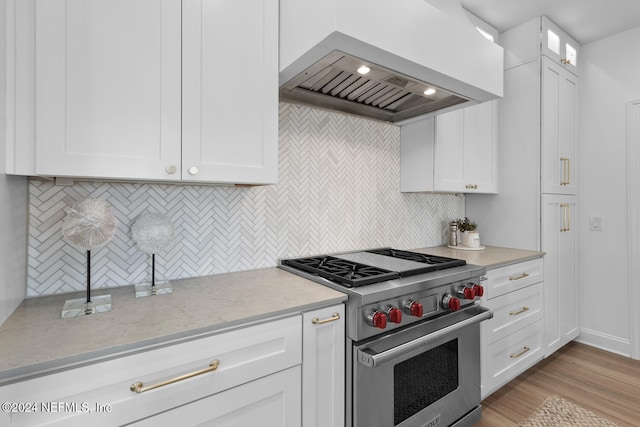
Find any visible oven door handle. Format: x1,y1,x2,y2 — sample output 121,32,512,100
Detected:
356,306,493,368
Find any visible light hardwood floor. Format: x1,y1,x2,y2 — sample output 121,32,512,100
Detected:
474,341,640,426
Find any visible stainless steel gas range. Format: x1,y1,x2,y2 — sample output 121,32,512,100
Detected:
280,248,493,427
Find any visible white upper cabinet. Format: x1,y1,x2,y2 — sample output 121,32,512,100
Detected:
7,0,278,185
433,101,498,193
541,57,578,195
542,17,580,76
35,0,182,181
182,0,278,184
401,101,498,194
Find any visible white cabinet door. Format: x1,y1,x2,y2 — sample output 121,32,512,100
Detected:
541,16,580,76
302,305,345,427
182,0,278,185
542,57,577,195
434,109,465,192
34,0,182,181
400,117,435,192
131,366,301,427
542,194,578,356
433,101,498,194
462,101,499,193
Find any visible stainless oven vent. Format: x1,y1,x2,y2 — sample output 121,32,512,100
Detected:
279,51,469,124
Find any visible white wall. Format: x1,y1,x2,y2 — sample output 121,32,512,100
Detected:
578,26,640,355
0,0,28,324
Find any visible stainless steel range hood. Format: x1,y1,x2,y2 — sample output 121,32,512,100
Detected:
280,0,503,124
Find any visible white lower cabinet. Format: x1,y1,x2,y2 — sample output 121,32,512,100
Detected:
0,307,346,426
481,259,544,399
0,307,346,427
302,305,345,427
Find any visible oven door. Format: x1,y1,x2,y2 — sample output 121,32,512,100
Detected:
353,305,492,427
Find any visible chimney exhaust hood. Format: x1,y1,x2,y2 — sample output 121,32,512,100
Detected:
279,0,504,124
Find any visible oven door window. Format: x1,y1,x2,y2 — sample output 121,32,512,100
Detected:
394,339,458,426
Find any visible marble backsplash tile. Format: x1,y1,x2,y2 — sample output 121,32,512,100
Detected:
27,103,464,296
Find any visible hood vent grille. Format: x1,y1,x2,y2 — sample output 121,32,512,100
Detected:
280,51,469,123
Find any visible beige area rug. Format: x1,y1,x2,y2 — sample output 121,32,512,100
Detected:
519,396,622,426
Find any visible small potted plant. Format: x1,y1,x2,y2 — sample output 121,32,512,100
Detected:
456,217,478,247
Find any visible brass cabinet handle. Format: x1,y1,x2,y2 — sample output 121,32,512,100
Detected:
509,272,529,281
312,313,341,325
509,346,530,359
560,157,571,185
130,360,220,393
560,203,571,232
509,306,530,316
561,58,571,65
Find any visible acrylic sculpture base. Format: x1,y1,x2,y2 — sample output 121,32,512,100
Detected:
61,295,112,318
135,281,173,298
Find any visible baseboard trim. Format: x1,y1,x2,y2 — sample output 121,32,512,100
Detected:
577,329,631,358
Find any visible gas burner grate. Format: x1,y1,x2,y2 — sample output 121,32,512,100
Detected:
366,248,466,270
281,256,400,287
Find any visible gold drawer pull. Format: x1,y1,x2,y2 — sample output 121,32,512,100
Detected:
130,360,220,393
509,346,530,359
312,313,341,325
509,272,529,281
509,306,530,316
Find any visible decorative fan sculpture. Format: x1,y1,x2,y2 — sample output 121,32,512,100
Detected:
131,212,175,297
61,197,118,317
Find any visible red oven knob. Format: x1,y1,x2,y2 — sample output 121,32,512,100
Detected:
442,294,461,311
405,300,424,318
461,286,476,300
472,284,484,297
385,306,402,324
367,311,387,329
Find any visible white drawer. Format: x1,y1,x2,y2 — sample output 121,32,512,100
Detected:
130,366,302,427
482,320,543,399
482,282,543,345
1,316,302,427
485,258,543,299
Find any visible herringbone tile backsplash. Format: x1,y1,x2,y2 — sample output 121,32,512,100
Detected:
27,103,464,296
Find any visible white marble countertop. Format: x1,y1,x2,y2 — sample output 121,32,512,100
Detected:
0,267,346,384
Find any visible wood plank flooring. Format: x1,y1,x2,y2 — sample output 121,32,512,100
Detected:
474,341,640,426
